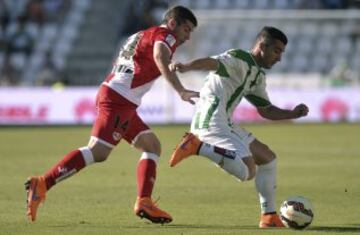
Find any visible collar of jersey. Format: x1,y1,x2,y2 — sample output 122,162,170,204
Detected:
248,51,261,70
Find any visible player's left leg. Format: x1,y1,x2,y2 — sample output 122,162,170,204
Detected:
25,86,134,222
250,139,284,228
124,115,172,224
25,142,111,221
170,127,259,182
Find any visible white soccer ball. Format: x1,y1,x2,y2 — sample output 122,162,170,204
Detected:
280,196,314,230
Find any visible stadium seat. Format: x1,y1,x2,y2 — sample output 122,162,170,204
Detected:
3,0,356,86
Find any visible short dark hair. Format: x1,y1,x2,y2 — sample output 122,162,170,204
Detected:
256,26,288,46
162,5,197,27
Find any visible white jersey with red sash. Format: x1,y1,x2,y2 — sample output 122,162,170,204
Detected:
103,26,178,106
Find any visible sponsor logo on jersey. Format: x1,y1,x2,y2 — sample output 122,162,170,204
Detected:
165,34,176,47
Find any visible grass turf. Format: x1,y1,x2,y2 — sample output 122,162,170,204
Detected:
0,123,359,234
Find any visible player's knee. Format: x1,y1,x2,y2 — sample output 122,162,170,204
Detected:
262,143,276,159
242,161,256,181
235,165,250,181
93,152,109,162
223,157,253,182
91,148,110,162
259,146,277,164
88,143,112,162
242,156,256,180
247,164,256,180
134,134,161,156
265,149,276,163
143,139,161,156
152,140,161,156
259,157,277,171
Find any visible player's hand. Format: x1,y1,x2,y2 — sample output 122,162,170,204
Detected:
180,90,200,105
169,62,187,73
169,62,178,72
293,103,309,118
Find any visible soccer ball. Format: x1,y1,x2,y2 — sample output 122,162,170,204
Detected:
280,196,314,230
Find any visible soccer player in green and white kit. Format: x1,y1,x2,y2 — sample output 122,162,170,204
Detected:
169,26,309,228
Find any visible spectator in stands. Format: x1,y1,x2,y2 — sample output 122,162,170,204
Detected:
348,0,360,8
322,0,348,9
5,15,34,56
0,23,6,52
26,0,45,26
294,0,323,9
0,0,10,31
0,0,72,86
35,50,63,86
122,0,168,36
328,59,359,86
1,55,16,85
1,1,11,54
3,15,34,85
0,2,9,85
42,0,70,22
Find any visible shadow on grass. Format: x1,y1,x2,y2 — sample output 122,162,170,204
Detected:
166,224,257,230
122,223,273,231
46,223,261,231
309,226,360,233
48,222,359,233
122,224,360,233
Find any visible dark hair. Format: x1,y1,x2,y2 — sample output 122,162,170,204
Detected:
162,5,197,27
256,26,288,46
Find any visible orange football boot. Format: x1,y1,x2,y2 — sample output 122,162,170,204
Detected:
25,176,47,221
259,213,285,228
169,132,202,167
134,197,172,224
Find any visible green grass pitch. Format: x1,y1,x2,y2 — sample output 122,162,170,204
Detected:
0,123,359,235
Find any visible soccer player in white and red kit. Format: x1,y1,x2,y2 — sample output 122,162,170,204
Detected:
25,6,198,224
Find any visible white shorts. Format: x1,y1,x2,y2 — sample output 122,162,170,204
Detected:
191,124,254,159
191,93,255,159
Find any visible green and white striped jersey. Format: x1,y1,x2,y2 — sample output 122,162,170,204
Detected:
193,49,271,129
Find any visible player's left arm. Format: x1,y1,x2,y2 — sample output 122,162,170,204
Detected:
248,74,308,120
257,103,309,120
153,41,199,104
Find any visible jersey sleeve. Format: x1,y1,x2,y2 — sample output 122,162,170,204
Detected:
245,75,271,107
154,31,177,53
211,51,247,78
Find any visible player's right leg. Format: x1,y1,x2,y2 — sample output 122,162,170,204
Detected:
169,132,202,167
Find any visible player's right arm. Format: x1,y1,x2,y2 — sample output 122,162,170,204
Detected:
169,57,219,73
153,41,199,104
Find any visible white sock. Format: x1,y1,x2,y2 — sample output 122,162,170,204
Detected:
140,152,159,164
255,158,277,214
79,147,95,166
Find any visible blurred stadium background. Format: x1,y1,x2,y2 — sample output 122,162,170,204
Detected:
1,0,360,125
